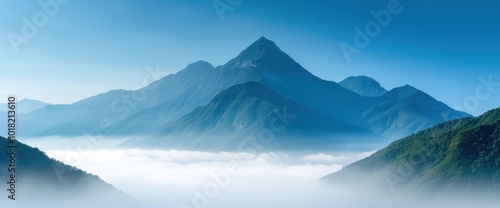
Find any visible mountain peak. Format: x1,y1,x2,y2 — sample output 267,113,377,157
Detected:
339,76,387,97
397,84,419,93
2,98,51,114
389,84,419,93
234,37,283,64
20,98,48,103
382,84,421,100
176,60,214,77
254,36,277,47
224,36,318,79
185,60,214,70
246,36,279,52
351,75,377,82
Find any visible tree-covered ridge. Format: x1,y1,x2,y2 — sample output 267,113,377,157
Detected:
323,107,500,195
0,136,133,205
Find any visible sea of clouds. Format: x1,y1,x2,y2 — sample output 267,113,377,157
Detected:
23,137,497,208
24,137,374,207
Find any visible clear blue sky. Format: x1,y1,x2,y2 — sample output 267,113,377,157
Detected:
0,0,498,115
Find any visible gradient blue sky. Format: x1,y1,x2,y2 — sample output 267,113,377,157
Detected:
1,0,499,115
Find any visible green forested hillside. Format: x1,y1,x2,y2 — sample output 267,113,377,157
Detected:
323,107,500,196
0,136,134,206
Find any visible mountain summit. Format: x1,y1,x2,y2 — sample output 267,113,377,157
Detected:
339,76,388,97
236,37,281,62
228,37,315,78
240,37,281,60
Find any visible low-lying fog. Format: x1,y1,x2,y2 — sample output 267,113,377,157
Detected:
22,137,499,208
23,137,374,207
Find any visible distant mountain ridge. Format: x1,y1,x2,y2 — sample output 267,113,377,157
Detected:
364,84,470,138
0,99,49,114
17,37,471,151
339,76,388,97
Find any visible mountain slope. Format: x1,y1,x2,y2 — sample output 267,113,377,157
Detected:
110,59,262,134
364,85,471,138
222,37,371,123
121,82,373,151
19,61,216,137
0,136,134,206
19,104,106,137
322,107,500,196
339,76,388,97
76,60,217,121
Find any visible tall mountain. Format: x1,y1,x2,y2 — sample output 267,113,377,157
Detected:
114,37,372,136
121,82,373,151
0,136,135,206
18,37,470,146
322,107,500,196
339,76,388,97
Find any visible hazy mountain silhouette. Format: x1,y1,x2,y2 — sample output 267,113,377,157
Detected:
339,76,388,97
19,104,105,137
364,85,471,138
0,99,49,114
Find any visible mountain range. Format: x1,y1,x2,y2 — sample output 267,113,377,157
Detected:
322,107,500,197
17,37,470,151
